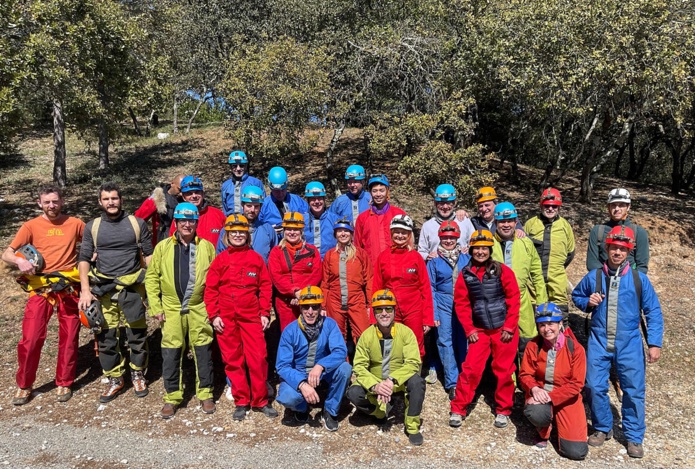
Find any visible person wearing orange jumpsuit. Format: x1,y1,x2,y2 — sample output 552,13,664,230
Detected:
373,214,434,358
322,217,373,342
268,212,323,331
354,174,406,266
519,302,588,460
204,214,278,421
449,229,520,429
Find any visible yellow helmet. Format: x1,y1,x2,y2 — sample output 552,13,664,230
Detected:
282,211,305,229
224,214,250,232
371,289,397,308
469,229,494,247
475,186,497,203
298,286,324,305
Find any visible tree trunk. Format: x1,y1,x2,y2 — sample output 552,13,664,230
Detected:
173,95,179,134
98,119,109,170
52,100,67,188
578,153,595,203
128,107,142,136
326,122,345,197
145,109,156,137
186,91,208,134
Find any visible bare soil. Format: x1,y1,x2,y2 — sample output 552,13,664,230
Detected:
0,127,693,467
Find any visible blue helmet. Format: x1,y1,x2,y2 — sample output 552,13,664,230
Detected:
173,202,199,220
304,181,326,197
434,184,457,202
241,186,264,204
535,302,564,323
228,150,248,165
333,217,354,233
345,165,366,180
494,201,517,220
368,173,389,189
268,166,288,190
180,176,204,193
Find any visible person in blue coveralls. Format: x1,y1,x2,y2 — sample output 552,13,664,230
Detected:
328,165,372,223
220,150,265,216
216,186,276,262
258,166,309,234
303,181,339,259
572,225,663,459
275,286,352,432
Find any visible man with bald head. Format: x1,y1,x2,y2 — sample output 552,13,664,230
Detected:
135,174,185,247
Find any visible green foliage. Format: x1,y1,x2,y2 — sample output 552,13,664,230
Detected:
221,37,331,161
0,0,26,152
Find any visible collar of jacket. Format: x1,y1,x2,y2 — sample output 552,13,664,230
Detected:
375,323,397,339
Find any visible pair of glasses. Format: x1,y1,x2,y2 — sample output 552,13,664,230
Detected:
177,219,196,225
374,307,395,314
231,164,246,168
300,304,320,311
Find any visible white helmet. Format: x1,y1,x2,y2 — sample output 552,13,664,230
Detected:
390,214,414,232
607,188,631,204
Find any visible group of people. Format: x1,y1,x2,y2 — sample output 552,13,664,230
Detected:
3,151,663,457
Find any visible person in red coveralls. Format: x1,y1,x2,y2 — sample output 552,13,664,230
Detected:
519,302,588,460
169,176,226,246
448,229,520,430
322,217,373,342
134,173,184,247
354,174,406,266
373,214,434,358
268,212,322,331
204,214,279,422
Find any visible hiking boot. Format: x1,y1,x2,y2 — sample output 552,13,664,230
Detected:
254,404,278,418
161,403,177,419
322,410,339,432
408,432,424,446
131,370,148,398
425,368,438,384
494,414,509,428
294,410,310,424
449,412,463,428
12,387,31,406
534,437,548,449
233,405,251,421
447,388,456,401
56,386,72,403
627,442,644,458
99,377,125,403
587,429,613,447
201,398,216,414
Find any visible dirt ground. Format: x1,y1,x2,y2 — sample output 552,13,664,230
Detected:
0,127,694,468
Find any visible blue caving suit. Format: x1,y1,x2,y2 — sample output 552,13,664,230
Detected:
220,174,266,216
258,193,309,230
215,219,277,263
572,264,664,444
303,210,340,259
328,191,372,224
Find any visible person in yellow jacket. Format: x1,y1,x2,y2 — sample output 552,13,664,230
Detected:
523,188,575,320
347,290,426,446
145,203,217,419
491,202,547,359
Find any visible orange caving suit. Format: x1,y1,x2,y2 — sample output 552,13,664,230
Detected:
204,245,272,408
373,246,435,358
519,328,589,460
268,243,322,331
322,245,373,341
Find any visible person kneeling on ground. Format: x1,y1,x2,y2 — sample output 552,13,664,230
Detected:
519,302,588,460
276,286,352,431
347,290,426,446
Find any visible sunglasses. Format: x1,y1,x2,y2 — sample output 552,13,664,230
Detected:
374,306,395,314
300,304,320,311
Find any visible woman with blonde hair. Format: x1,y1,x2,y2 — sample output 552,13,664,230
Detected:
322,217,373,342
373,214,435,358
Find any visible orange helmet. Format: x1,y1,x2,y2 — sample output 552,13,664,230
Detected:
605,226,635,250
224,214,250,232
540,188,562,206
282,211,305,229
475,186,497,203
79,300,105,332
469,229,494,247
371,289,397,308
438,220,461,239
298,286,324,305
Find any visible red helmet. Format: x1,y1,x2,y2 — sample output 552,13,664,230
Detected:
438,220,461,239
540,188,562,206
605,226,635,250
